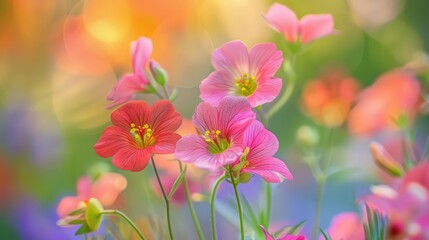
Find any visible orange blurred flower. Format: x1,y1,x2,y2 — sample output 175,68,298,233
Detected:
348,69,421,135
301,69,359,128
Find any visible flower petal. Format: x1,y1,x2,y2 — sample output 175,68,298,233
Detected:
153,132,182,154
244,157,293,183
111,101,151,130
94,126,134,158
112,147,151,172
192,102,219,134
56,196,82,218
264,3,299,42
247,77,282,107
212,40,249,78
244,121,278,159
76,176,92,198
248,43,283,79
91,173,127,207
218,96,255,137
199,71,235,107
299,14,335,44
107,74,148,109
150,100,182,135
131,37,153,77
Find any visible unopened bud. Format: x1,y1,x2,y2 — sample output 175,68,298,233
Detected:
85,198,104,231
369,141,403,177
149,60,168,86
296,125,319,147
239,172,252,183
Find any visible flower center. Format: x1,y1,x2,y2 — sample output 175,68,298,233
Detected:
201,130,230,154
235,73,257,96
130,123,155,148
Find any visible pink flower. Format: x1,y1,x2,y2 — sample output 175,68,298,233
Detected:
107,37,153,109
199,40,283,108
231,121,292,183
348,69,421,135
175,96,256,169
94,100,182,171
361,163,429,239
260,225,306,240
264,3,336,44
324,212,364,240
56,173,127,218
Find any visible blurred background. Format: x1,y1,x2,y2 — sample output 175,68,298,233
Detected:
0,0,428,239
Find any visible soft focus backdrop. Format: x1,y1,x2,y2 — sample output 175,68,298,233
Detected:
1,0,429,239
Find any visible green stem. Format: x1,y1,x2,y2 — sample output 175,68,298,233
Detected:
162,85,170,100
210,174,226,240
311,176,326,240
102,210,146,240
264,182,272,228
151,156,174,240
266,56,297,120
229,169,245,240
179,161,205,240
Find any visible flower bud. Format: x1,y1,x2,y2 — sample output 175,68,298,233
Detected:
85,198,104,231
239,172,252,183
296,125,319,147
149,60,168,86
369,141,403,177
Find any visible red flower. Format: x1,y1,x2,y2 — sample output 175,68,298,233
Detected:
94,100,182,171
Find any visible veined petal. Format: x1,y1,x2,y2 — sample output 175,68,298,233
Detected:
218,96,255,137
150,100,182,135
112,147,151,172
107,74,148,109
131,37,153,77
153,132,182,154
200,71,235,107
299,14,335,44
111,101,151,130
247,77,282,107
212,40,249,78
244,121,279,159
56,196,83,218
244,157,293,183
91,173,127,207
76,176,92,199
192,102,219,134
248,43,283,79
94,126,134,158
264,3,299,42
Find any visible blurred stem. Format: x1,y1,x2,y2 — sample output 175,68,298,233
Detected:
178,161,205,240
102,210,146,240
264,182,272,228
311,176,326,240
229,168,245,240
162,85,170,100
210,174,226,240
151,156,174,240
266,55,297,120
256,106,268,126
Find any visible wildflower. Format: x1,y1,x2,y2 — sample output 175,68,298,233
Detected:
348,69,420,135
94,100,182,171
107,37,153,109
369,141,404,177
56,173,127,234
264,3,336,45
175,96,255,169
199,40,283,108
231,121,292,183
301,69,359,128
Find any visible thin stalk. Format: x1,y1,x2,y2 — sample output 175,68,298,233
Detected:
162,85,170,100
229,169,245,240
151,156,174,240
210,174,227,240
311,177,326,240
178,161,205,240
264,182,272,228
266,55,297,120
102,210,146,240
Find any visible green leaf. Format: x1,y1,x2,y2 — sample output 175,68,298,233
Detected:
167,165,187,201
75,223,91,236
287,220,306,235
319,228,332,240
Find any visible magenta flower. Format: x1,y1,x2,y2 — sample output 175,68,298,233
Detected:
175,96,256,169
94,100,182,171
264,3,336,44
260,225,306,240
231,121,292,183
57,173,127,218
107,37,153,109
325,212,364,240
199,40,283,108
